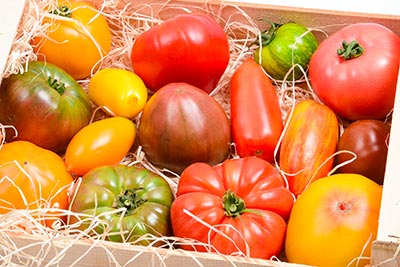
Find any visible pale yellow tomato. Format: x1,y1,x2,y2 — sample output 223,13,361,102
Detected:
64,116,136,176
88,68,148,119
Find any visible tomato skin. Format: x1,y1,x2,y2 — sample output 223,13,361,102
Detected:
138,83,231,174
309,23,400,121
230,58,283,162
131,13,230,93
285,173,382,267
170,157,294,259
31,1,111,79
279,99,339,197
0,61,91,153
254,22,318,80
336,119,390,185
64,117,136,176
0,141,73,226
88,68,148,119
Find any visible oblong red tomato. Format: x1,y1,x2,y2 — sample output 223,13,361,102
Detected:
170,156,294,259
131,13,230,94
138,83,231,174
279,99,339,197
230,58,283,162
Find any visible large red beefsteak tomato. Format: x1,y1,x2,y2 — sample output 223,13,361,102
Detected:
309,23,400,121
170,156,294,259
131,13,230,94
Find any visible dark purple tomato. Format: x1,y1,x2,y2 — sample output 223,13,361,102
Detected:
336,119,390,185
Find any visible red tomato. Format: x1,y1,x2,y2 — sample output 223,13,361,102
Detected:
285,173,382,267
131,13,230,94
170,157,294,259
230,58,283,162
309,23,400,121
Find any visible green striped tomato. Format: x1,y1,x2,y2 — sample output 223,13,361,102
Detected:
254,22,318,81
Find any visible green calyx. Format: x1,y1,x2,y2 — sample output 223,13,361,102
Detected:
47,77,67,95
222,190,246,217
116,188,147,214
50,5,72,18
337,40,364,60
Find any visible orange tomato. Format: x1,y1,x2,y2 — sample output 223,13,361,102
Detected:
0,141,74,226
64,116,136,176
31,0,111,79
285,173,382,267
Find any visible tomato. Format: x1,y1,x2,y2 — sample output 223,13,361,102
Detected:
254,22,318,81
31,0,112,80
230,58,283,162
170,157,294,259
0,141,73,227
309,23,400,121
131,13,230,93
64,116,136,176
138,83,231,174
279,99,339,197
285,173,382,267
336,119,390,185
69,164,173,244
88,68,148,119
0,61,92,153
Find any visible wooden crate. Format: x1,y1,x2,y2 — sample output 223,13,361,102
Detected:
0,0,399,266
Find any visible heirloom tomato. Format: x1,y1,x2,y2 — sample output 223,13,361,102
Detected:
69,164,173,244
131,13,230,93
336,119,390,185
170,157,294,259
138,82,231,174
285,173,382,267
0,61,91,153
0,141,73,227
309,23,400,121
254,22,318,81
64,116,136,176
230,58,283,162
31,0,111,79
279,99,339,197
88,68,148,119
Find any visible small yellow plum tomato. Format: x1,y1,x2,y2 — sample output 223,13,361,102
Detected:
88,68,148,119
64,117,136,176
285,173,382,267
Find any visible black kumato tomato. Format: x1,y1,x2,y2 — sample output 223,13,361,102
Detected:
335,119,390,185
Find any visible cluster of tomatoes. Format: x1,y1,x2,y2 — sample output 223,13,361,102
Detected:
0,1,399,267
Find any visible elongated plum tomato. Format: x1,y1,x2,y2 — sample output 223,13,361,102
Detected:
31,1,112,79
285,173,382,267
64,117,136,176
0,141,73,227
88,68,148,119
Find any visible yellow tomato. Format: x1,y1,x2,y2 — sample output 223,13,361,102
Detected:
285,173,382,267
31,1,111,79
88,68,148,119
64,117,136,176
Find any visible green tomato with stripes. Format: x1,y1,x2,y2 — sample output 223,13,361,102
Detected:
254,22,318,81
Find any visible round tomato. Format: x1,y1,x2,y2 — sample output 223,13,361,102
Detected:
336,119,390,185
309,23,400,121
31,0,112,79
69,164,173,244
138,82,231,174
254,22,318,81
131,13,230,94
170,157,294,259
285,173,382,267
0,61,92,153
230,58,283,162
0,141,74,227
64,116,136,176
88,68,148,119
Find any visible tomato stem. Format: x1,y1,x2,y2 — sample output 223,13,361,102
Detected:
337,40,364,60
222,190,246,217
47,77,67,95
50,6,72,18
116,188,147,213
